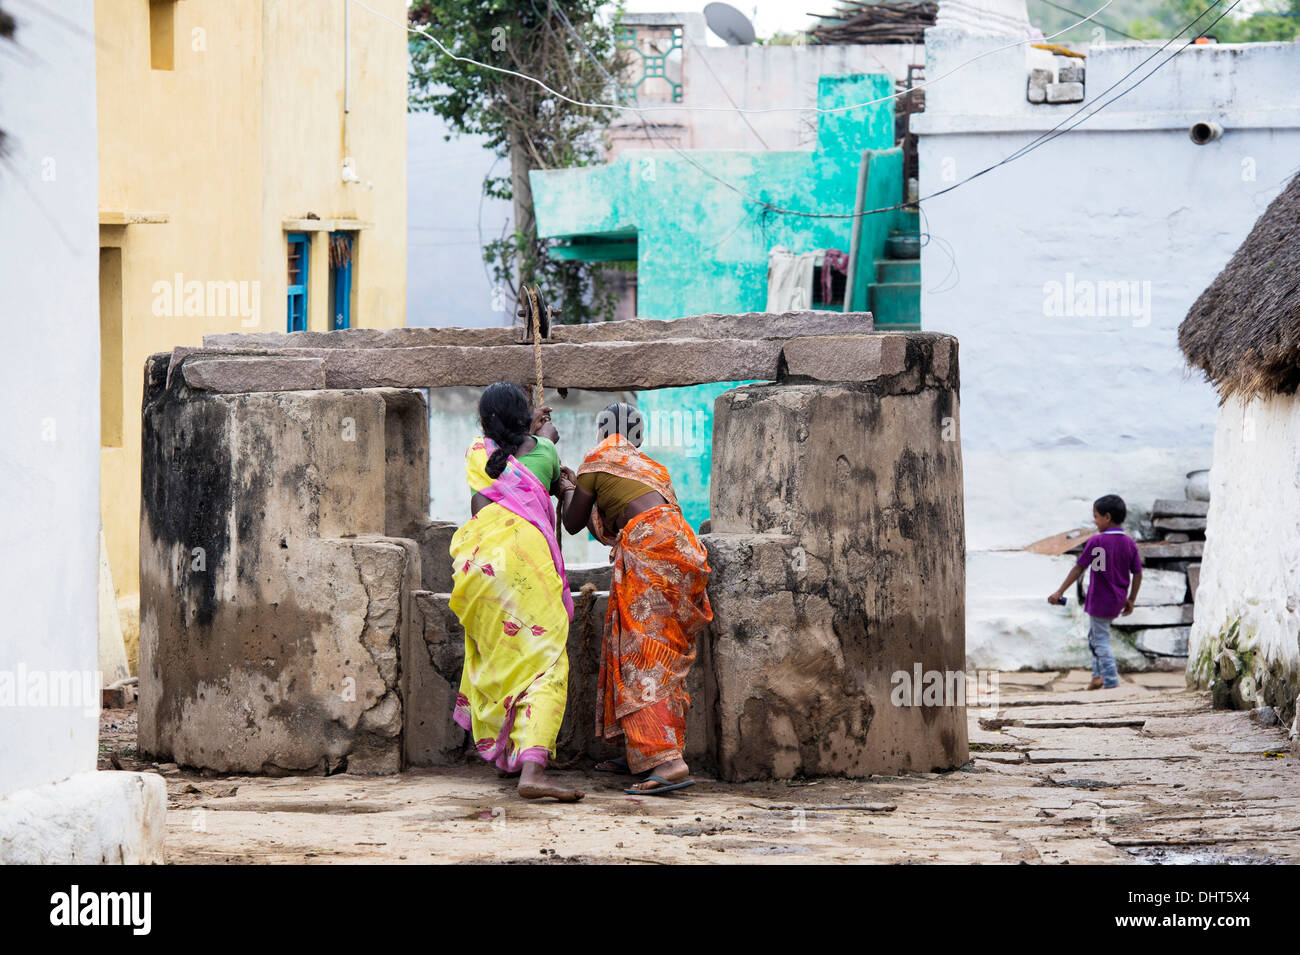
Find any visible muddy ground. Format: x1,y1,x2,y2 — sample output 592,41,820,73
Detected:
99,670,1298,864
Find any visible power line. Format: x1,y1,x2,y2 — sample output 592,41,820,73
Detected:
976,0,1242,184
689,0,1241,221
1030,0,1144,40
394,0,1240,225
685,40,771,149
354,0,1119,118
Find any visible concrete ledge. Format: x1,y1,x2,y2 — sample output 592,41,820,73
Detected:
781,335,908,382
1115,605,1194,628
0,771,165,864
204,310,875,351
1139,541,1204,560
1136,627,1191,657
178,339,787,392
174,332,958,393
182,356,325,393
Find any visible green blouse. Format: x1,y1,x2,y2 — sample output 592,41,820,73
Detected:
515,435,560,492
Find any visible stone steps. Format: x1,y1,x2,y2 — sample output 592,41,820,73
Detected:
869,281,921,330
875,257,919,284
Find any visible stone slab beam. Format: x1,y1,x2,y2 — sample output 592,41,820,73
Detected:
175,339,782,392
173,331,954,394
181,356,325,393
781,332,957,387
204,310,875,350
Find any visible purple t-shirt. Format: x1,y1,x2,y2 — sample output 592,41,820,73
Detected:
1076,529,1142,618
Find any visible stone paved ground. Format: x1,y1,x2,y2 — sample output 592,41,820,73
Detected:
100,671,1299,864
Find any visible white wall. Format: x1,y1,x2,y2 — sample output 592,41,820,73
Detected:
611,34,922,155
913,30,1300,667
0,0,102,797
1190,394,1300,719
406,110,512,329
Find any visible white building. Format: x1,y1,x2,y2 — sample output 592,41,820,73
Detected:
913,0,1300,669
1179,173,1300,743
608,12,921,157
0,0,163,862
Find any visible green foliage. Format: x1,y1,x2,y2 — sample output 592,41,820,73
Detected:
407,0,627,324
1123,0,1300,41
759,31,807,46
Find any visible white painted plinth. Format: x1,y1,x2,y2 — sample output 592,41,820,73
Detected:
0,771,166,864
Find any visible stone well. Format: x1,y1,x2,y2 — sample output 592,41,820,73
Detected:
138,313,967,778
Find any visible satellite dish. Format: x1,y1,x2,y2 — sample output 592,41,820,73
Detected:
704,2,756,45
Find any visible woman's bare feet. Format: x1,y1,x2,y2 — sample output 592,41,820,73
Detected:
625,757,690,793
517,761,585,802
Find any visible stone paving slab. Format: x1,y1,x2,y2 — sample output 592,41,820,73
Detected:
104,669,1296,864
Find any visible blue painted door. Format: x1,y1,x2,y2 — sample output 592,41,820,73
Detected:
286,232,310,331
328,232,353,330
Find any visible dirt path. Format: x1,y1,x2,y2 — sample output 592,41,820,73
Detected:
101,671,1298,864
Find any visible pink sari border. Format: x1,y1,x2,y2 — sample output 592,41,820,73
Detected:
479,438,574,620
454,690,550,772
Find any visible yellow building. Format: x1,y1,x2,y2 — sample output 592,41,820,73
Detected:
96,0,408,662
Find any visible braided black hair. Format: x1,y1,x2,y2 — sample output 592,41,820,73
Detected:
480,381,532,479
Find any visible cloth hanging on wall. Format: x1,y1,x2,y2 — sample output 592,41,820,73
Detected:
821,249,850,306
766,246,819,312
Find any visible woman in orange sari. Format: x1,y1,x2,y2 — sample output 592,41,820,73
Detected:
557,403,712,794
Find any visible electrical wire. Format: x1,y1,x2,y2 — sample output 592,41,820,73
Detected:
355,0,1120,117
396,0,1241,225
1030,0,1144,40
685,40,771,149
693,0,1242,221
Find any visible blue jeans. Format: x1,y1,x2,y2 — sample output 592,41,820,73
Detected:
1088,615,1120,687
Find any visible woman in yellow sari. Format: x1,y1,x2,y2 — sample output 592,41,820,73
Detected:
449,381,583,802
558,403,712,795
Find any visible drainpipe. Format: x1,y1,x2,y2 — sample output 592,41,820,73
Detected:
843,150,871,314
341,0,354,183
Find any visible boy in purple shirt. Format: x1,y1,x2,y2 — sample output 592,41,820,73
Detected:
1047,494,1143,689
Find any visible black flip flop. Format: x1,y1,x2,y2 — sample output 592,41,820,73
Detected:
625,775,694,796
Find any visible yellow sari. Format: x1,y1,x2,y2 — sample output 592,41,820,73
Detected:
449,438,573,771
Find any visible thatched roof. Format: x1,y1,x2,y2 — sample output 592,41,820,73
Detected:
1179,173,1300,400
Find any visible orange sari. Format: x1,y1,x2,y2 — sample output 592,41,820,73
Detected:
578,435,713,773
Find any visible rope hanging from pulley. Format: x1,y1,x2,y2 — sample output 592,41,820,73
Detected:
517,285,553,408
516,285,564,552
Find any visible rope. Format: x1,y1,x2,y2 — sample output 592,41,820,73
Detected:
525,285,565,559
527,285,544,408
